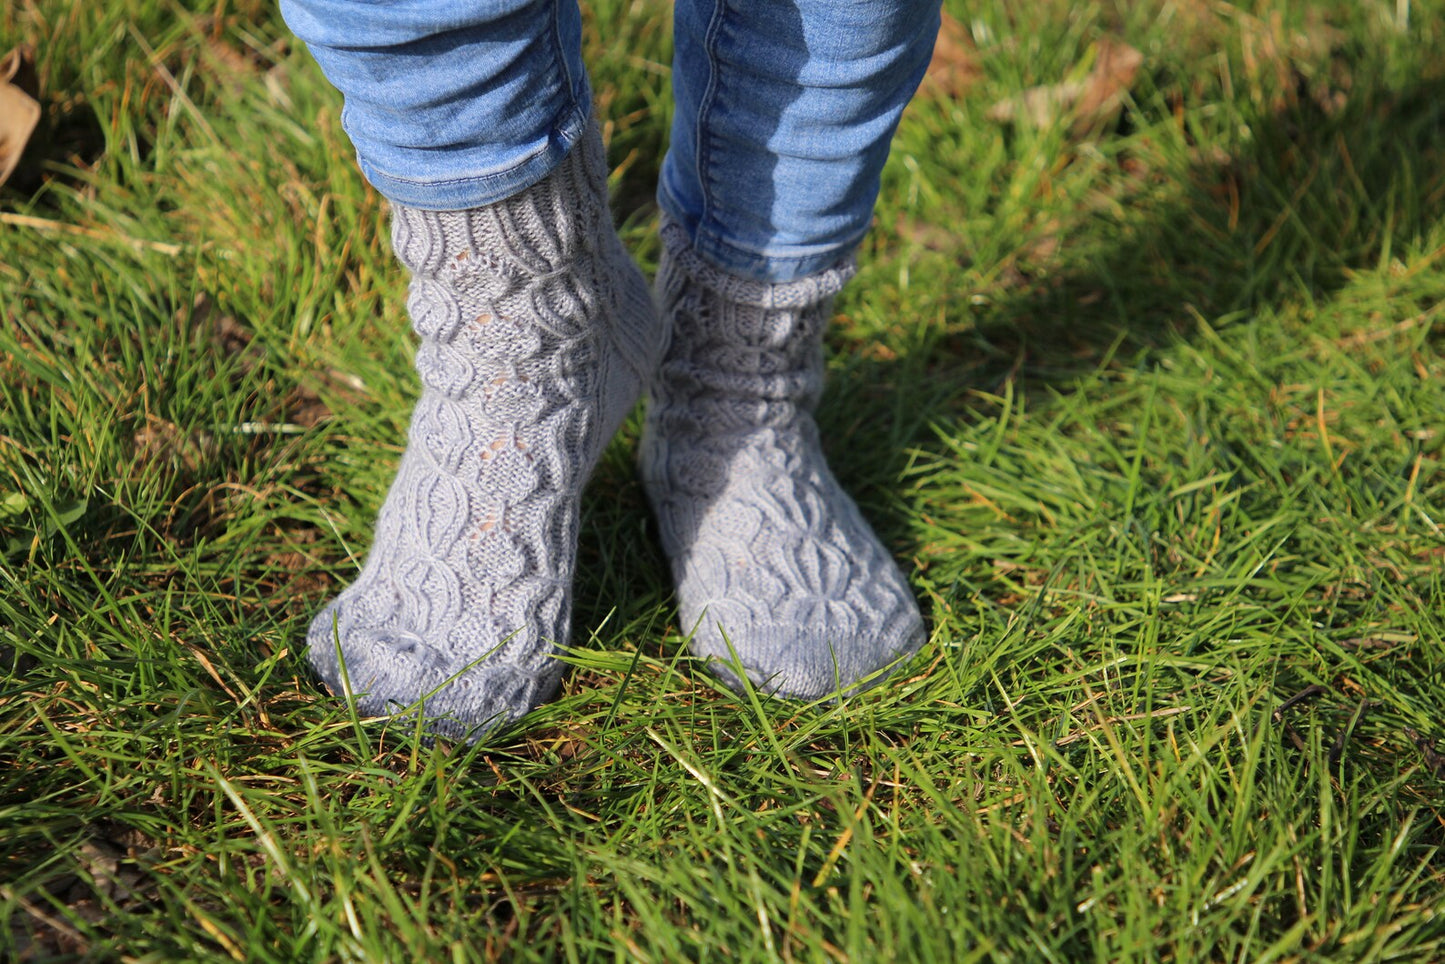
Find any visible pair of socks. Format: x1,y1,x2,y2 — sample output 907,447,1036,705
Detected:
307,128,923,740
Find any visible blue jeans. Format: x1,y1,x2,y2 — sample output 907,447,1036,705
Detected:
281,0,941,281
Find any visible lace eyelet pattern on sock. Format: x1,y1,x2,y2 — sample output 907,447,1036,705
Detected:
307,128,663,741
641,218,926,700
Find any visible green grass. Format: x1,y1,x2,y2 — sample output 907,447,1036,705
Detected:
3,0,1444,959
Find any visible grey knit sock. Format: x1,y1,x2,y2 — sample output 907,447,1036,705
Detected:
641,218,924,699
308,128,663,740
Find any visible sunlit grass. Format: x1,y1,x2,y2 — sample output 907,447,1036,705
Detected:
2,0,1443,959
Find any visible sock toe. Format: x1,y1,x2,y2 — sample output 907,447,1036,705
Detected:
307,603,560,739
688,596,924,700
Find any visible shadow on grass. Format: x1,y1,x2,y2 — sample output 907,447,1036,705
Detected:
574,69,1445,662
827,70,1445,545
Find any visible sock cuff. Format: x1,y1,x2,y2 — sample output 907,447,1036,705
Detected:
389,126,613,277
658,215,856,312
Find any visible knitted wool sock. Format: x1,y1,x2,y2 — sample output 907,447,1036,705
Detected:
641,218,924,699
308,129,663,740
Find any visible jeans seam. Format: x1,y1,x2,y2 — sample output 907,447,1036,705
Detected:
695,0,729,242
549,0,581,138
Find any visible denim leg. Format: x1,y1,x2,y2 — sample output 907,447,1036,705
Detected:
281,0,590,210
659,0,942,282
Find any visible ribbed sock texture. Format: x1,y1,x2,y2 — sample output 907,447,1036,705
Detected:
641,218,924,699
308,128,663,740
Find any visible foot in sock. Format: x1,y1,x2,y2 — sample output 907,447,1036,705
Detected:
641,218,925,699
308,129,664,740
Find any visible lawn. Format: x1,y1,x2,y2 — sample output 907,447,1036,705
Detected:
2,0,1443,960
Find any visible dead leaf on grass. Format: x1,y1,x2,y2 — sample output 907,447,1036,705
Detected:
1403,728,1445,779
922,12,984,101
6,826,161,959
284,384,332,427
988,37,1142,137
133,416,216,472
894,214,958,253
1158,3,1350,116
0,44,41,187
1237,8,1348,115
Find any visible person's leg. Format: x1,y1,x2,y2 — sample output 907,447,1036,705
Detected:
646,0,942,698
283,0,664,739
281,0,593,209
658,0,942,283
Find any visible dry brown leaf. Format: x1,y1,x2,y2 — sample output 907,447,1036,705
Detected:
1072,39,1143,132
894,214,957,253
988,38,1143,136
1155,3,1349,115
133,417,215,472
0,45,41,188
922,12,983,101
987,78,1086,129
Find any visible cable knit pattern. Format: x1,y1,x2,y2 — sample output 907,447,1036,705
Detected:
641,218,924,699
308,128,663,741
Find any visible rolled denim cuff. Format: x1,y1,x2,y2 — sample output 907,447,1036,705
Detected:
657,179,868,283
357,99,591,211
282,0,593,211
